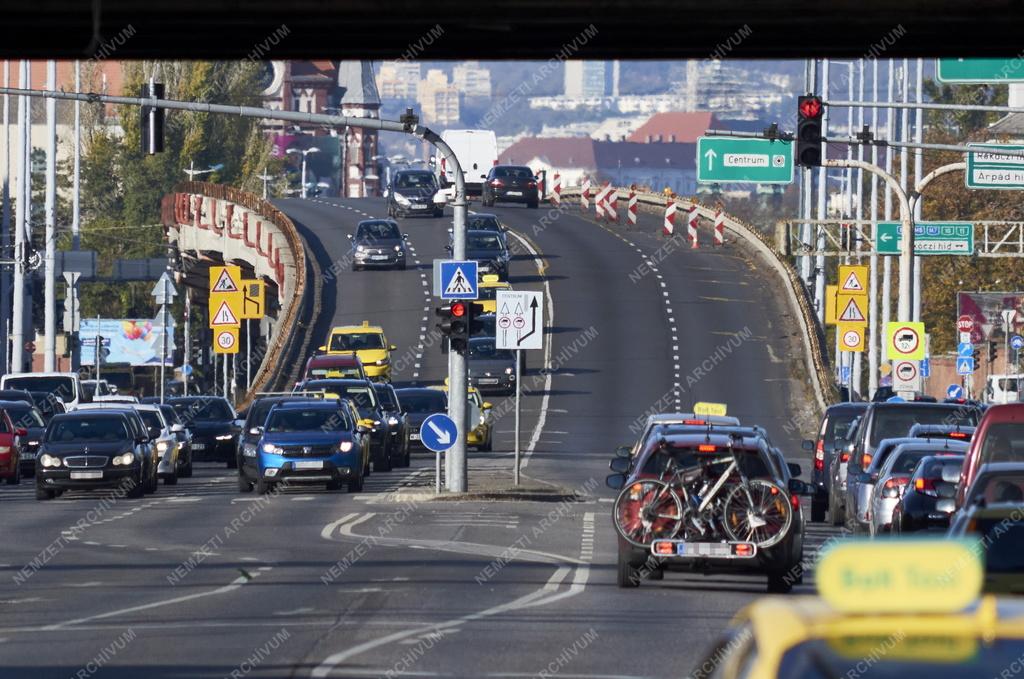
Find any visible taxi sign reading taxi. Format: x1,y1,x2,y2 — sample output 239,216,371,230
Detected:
213,327,239,354
875,222,974,255
693,402,727,417
419,413,458,453
696,137,793,185
966,143,1024,189
816,540,983,614
887,321,926,360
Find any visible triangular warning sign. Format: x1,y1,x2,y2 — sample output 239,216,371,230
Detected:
212,269,239,293
838,297,866,322
211,300,239,326
840,270,864,292
444,266,473,295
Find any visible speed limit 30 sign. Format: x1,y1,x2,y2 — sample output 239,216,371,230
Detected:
214,328,239,354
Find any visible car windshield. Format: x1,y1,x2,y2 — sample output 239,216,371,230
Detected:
395,172,437,189
870,406,979,447
159,405,182,425
265,408,348,432
48,416,129,442
980,423,1024,464
778,638,1024,677
3,405,45,428
170,399,234,422
472,316,496,337
494,166,534,180
971,519,1024,573
357,221,401,240
329,333,385,351
469,340,513,360
468,233,502,250
467,216,501,231
969,472,1024,505
138,411,164,432
915,456,964,480
303,382,377,413
824,409,863,443
396,391,447,413
374,386,398,410
3,376,75,402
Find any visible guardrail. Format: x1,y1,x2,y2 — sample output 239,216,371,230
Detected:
161,181,308,408
560,187,836,413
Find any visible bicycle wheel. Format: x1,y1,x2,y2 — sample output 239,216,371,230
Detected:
613,479,684,547
721,480,792,549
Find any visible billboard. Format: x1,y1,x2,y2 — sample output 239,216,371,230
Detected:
79,318,176,367
957,292,1024,344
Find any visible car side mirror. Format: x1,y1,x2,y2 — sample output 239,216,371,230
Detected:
609,457,630,473
14,427,27,437
170,424,184,433
801,439,814,452
318,345,326,352
788,479,812,496
389,344,397,351
605,473,626,490
787,462,803,478
614,445,632,459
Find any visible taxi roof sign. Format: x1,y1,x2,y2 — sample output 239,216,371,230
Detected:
693,402,727,417
816,540,982,615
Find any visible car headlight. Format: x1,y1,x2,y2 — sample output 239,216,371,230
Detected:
39,453,62,468
387,416,399,426
505,367,514,375
356,245,366,253
433,190,447,204
394,193,410,206
339,441,353,453
156,441,170,452
112,452,135,466
27,440,39,446
215,434,233,441
394,245,403,253
242,444,257,458
376,357,389,366
262,443,282,455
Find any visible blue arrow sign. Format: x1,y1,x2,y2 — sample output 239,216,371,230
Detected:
921,358,931,378
957,342,974,358
947,384,965,399
957,357,976,375
420,413,459,453
439,260,478,300
1012,335,1024,351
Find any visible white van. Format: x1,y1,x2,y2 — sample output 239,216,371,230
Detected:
985,374,1020,404
439,129,498,196
0,372,87,409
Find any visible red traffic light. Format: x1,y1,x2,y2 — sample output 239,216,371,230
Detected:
451,301,467,317
799,96,823,119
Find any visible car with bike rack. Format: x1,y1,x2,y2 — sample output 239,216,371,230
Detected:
607,430,808,593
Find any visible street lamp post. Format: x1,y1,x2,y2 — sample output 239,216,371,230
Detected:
183,161,223,180
257,170,274,199
287,147,319,199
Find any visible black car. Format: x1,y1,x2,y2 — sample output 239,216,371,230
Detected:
167,396,242,468
348,219,408,271
387,169,444,218
467,338,517,396
0,399,46,478
801,402,868,522
298,379,395,471
373,383,410,468
482,165,538,208
395,388,448,451
35,410,159,500
237,395,324,489
891,454,964,534
451,229,510,280
448,214,508,249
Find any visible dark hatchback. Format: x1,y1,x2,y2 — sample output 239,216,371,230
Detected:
455,229,510,280
395,388,448,451
348,219,408,271
467,338,517,396
35,411,158,500
373,383,410,467
482,165,538,208
386,169,444,218
891,454,964,534
167,396,242,468
0,399,46,477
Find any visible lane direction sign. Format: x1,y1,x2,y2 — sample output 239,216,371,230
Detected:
875,222,974,255
496,290,544,350
697,137,793,184
1012,335,1024,351
947,384,965,400
240,279,266,320
420,413,458,453
966,143,1024,190
957,342,974,358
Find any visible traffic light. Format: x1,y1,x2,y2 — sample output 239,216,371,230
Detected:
988,341,999,364
468,302,486,337
796,95,823,167
972,348,981,365
140,81,165,155
436,302,470,354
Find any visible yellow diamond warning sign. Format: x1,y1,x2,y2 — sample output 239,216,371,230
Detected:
836,293,868,324
838,264,868,295
210,299,241,327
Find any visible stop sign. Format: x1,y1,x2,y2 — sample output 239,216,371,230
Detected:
957,315,974,333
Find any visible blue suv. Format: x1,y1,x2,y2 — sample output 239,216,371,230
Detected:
242,401,369,494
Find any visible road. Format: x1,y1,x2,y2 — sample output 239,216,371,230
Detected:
0,196,838,678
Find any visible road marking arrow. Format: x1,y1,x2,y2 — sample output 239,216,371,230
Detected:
427,421,452,445
704,148,718,171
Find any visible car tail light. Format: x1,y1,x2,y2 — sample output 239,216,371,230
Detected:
915,477,938,497
653,541,674,556
814,439,825,471
526,180,537,188
490,179,505,188
790,494,800,510
881,476,910,498
840,452,850,463
861,453,872,468
734,543,754,557
697,444,717,453
683,419,705,425
949,431,969,439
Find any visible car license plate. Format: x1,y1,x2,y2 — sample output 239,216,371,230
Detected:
411,204,427,210
192,443,206,450
677,542,735,557
294,460,323,470
478,378,499,385
409,433,420,441
507,191,522,196
370,255,389,261
71,471,103,480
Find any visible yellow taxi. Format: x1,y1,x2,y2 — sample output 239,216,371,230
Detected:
476,274,512,314
691,540,1024,678
429,383,494,451
319,321,396,382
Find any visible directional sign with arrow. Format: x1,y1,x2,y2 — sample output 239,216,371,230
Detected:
496,290,543,350
696,136,793,184
151,271,178,305
420,413,458,453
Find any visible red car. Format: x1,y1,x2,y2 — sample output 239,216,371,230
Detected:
302,354,367,381
0,408,23,485
957,403,1024,507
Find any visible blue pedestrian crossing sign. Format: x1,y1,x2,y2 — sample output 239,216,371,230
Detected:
438,260,478,300
957,357,975,375
957,342,974,358
420,413,459,452
947,384,964,399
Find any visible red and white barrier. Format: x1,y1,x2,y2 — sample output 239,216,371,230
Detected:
551,172,561,205
581,177,591,210
688,204,699,249
595,185,606,220
627,191,638,228
714,208,725,246
606,187,618,222
663,200,676,236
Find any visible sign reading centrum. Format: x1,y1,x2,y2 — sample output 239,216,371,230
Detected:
696,137,793,184
966,143,1024,190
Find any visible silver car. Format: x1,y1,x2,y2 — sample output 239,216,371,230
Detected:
869,441,969,536
845,436,917,532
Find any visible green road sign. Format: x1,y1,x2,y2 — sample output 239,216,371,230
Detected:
937,58,1024,83
966,143,1024,189
875,222,974,256
697,137,793,184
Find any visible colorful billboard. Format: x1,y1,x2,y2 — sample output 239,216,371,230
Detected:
79,318,176,367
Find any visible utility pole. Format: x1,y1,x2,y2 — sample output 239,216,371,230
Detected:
815,58,830,322
882,58,895,365
11,60,27,374
183,290,190,396
898,60,915,323
43,60,56,371
800,59,814,284
1,60,10,376
868,57,880,398
912,58,924,322
72,61,81,250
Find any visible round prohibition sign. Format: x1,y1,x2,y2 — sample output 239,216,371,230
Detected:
512,316,526,329
895,361,918,381
892,326,921,356
841,329,861,349
498,316,512,329
216,330,237,350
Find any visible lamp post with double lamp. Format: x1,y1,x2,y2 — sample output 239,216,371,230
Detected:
183,161,223,180
256,170,275,199
286,147,319,199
